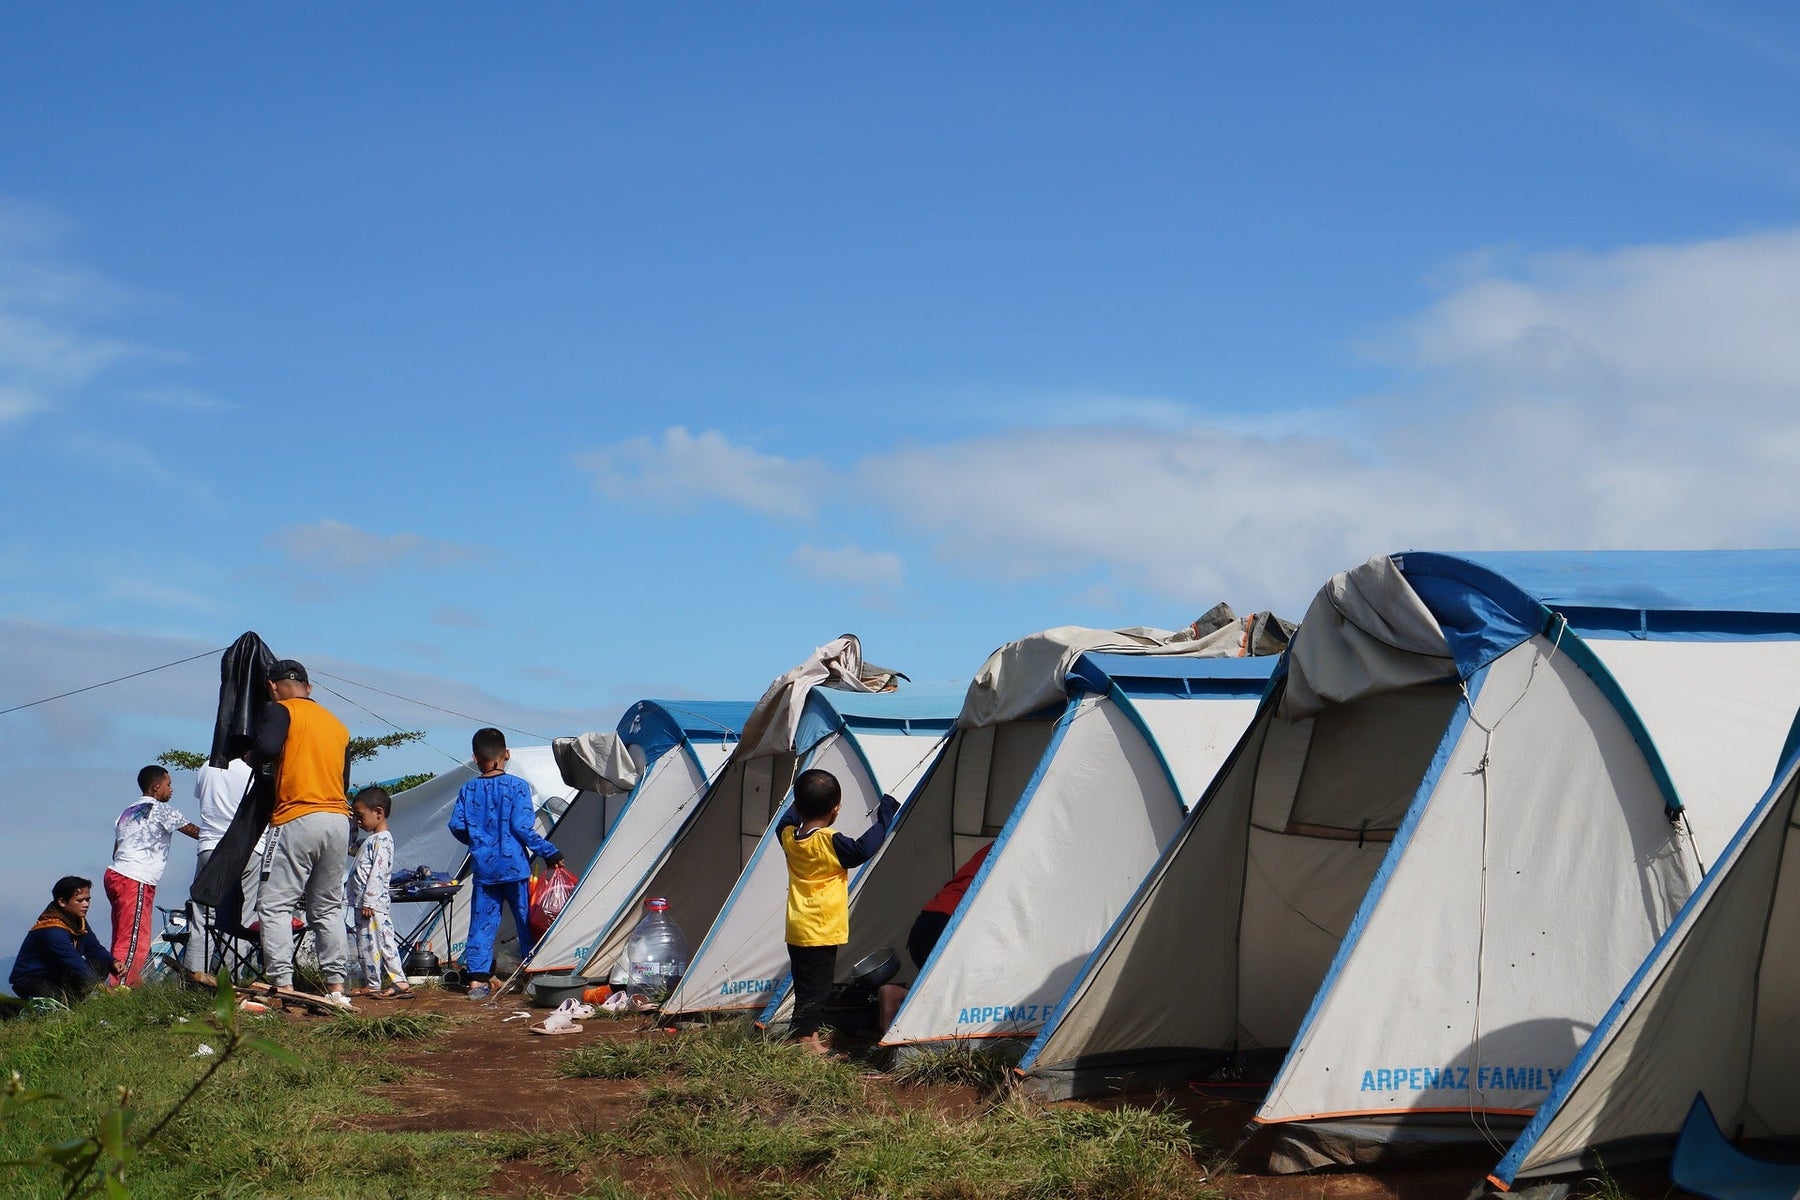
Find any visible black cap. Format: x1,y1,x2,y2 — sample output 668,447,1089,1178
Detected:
268,659,309,684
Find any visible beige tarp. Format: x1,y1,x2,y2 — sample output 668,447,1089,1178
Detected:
959,603,1294,730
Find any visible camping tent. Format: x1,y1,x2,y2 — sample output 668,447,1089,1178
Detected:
384,745,582,967
659,682,964,1017
568,639,944,985
759,613,1289,1047
1490,716,1800,1192
526,699,754,976
1016,551,1800,1171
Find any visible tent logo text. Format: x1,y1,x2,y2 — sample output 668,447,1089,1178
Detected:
1357,1065,1565,1093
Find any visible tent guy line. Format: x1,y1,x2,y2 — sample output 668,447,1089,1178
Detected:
310,681,470,770
0,646,230,717
311,670,553,743
0,647,550,766
1463,625,1564,1157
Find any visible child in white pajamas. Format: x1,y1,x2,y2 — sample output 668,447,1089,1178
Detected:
348,787,413,999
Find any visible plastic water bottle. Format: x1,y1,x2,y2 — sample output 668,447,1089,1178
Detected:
623,897,689,1006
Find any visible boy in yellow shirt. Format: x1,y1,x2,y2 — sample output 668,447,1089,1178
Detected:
778,768,899,1053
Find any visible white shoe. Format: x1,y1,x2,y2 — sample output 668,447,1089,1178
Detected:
322,991,354,1010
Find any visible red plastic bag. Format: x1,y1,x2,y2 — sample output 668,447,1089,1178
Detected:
528,864,578,939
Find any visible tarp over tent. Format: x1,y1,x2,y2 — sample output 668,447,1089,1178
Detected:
759,608,1290,1045
1017,550,1800,1171
1490,715,1800,1192
659,682,964,1017
570,637,932,984
526,699,754,975
383,745,580,966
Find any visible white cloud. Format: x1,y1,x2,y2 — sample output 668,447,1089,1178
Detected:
588,229,1800,611
788,542,905,591
0,198,148,426
862,229,1800,607
575,426,827,519
1388,230,1800,410
269,519,479,574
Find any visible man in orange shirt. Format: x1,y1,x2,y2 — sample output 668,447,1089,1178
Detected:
250,659,355,1008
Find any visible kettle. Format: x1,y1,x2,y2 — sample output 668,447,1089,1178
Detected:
403,947,440,979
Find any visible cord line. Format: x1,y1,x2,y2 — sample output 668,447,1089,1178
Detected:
0,646,228,717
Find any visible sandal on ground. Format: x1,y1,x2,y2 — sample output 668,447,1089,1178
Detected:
376,986,416,1000
528,1019,584,1035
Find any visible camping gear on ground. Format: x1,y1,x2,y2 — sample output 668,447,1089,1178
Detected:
1013,550,1800,1175
528,863,579,940
389,870,461,973
524,700,756,976
529,973,590,1008
848,947,900,988
403,946,440,980
646,646,962,1019
623,897,688,1006
824,947,905,1039
757,615,1288,1050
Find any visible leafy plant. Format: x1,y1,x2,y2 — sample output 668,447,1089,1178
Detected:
153,750,206,772
157,730,436,793
0,978,296,1198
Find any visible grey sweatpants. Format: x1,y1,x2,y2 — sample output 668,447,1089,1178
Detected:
258,810,349,988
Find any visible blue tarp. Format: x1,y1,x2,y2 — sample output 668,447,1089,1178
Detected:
794,682,963,754
1398,550,1800,679
616,699,755,768
1067,652,1279,699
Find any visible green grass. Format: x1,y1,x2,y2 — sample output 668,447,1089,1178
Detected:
4,996,1219,1200
310,1011,450,1043
885,1042,1020,1091
0,984,490,1199
545,1019,1220,1199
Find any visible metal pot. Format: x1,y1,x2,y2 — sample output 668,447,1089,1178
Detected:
531,973,591,1008
403,947,440,979
848,946,900,988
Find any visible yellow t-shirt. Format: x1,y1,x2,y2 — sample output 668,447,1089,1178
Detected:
780,823,849,947
271,698,351,826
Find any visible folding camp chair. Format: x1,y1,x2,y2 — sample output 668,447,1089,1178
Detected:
180,853,310,984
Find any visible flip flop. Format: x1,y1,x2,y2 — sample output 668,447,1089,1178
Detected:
377,987,417,1000
528,1020,584,1035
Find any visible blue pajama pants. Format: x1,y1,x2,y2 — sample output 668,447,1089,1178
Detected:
465,879,532,975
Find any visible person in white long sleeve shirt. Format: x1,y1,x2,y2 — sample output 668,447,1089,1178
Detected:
181,738,254,979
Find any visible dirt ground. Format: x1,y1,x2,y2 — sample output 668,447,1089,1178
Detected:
314,988,1673,1200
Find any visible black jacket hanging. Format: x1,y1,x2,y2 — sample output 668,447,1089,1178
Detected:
192,633,279,908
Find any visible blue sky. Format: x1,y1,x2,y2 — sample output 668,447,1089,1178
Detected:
4,2,1800,942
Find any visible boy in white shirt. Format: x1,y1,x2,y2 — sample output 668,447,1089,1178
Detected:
106,765,198,986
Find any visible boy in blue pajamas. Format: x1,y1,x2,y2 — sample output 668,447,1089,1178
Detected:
448,728,562,1001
